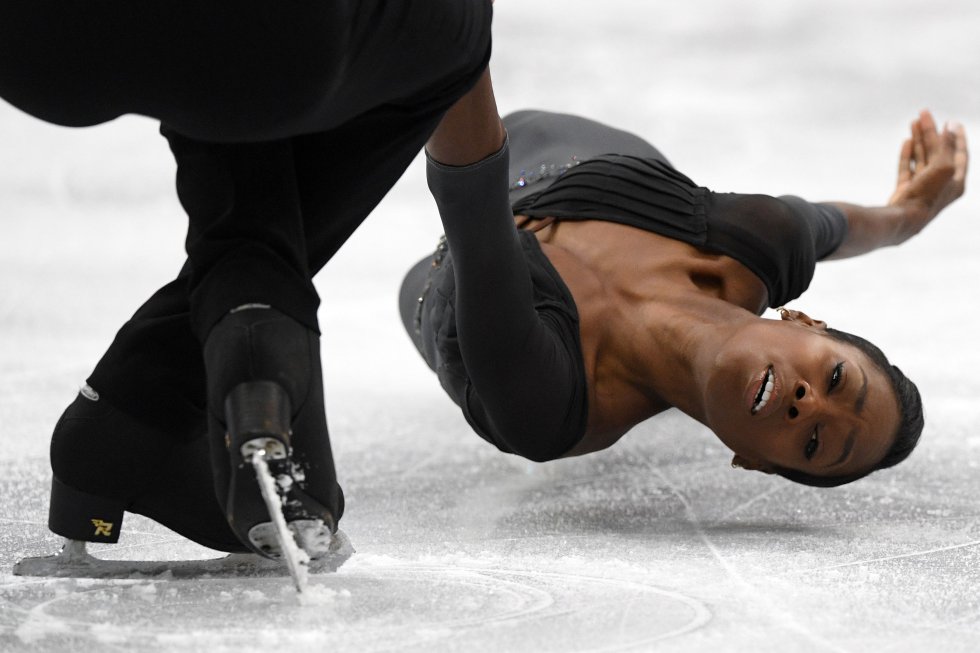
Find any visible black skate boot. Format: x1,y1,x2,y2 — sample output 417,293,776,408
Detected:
46,386,246,552
204,305,344,561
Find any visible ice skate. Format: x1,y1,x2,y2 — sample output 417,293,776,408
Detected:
204,306,346,582
37,386,247,551
17,384,353,583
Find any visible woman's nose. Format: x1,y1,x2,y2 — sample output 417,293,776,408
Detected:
787,380,812,419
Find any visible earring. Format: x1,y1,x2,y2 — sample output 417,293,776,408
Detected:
777,306,790,320
731,460,743,469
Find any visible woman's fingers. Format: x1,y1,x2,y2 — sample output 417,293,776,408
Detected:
912,119,926,169
890,113,968,216
888,137,915,206
919,109,940,161
952,121,969,186
897,137,913,184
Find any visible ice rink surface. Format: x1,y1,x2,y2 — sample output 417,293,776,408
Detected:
1,1,979,650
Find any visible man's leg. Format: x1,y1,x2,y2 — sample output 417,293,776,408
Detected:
47,133,325,554
46,0,492,553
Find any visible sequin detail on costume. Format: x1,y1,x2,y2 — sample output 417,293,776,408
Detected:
414,235,449,336
511,156,581,191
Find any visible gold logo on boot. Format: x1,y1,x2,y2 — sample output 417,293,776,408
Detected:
91,519,114,538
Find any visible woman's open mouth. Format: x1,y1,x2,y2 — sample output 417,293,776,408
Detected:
749,366,775,416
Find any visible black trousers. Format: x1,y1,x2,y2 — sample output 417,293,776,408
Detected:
1,0,492,536
1,0,491,336
92,99,493,438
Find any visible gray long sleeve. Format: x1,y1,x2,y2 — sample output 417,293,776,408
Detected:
426,139,587,460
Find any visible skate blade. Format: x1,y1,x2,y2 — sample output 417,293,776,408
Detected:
251,451,310,593
13,533,354,580
13,539,283,579
13,531,354,580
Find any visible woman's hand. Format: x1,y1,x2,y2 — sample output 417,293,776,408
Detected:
887,109,968,232
825,110,968,260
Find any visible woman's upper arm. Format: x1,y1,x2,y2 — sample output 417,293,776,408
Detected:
776,195,849,260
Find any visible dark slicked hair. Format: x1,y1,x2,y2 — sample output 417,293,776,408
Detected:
773,327,924,488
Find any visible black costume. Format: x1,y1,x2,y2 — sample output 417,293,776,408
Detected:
400,110,847,462
0,0,492,550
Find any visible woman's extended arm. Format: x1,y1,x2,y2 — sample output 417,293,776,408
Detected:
824,110,968,260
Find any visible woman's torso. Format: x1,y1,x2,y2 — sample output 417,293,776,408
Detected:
519,215,769,454
420,110,839,461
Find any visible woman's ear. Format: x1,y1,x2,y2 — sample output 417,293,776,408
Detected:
731,454,775,474
777,307,827,331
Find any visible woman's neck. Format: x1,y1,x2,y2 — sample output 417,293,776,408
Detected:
615,294,756,426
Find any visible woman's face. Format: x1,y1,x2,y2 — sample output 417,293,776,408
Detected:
701,312,901,479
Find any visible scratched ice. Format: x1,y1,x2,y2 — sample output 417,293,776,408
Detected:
1,1,979,651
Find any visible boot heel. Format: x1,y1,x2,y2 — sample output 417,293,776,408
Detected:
224,381,292,458
48,477,125,543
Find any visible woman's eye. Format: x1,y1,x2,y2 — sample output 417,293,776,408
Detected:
805,430,819,460
829,362,845,391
